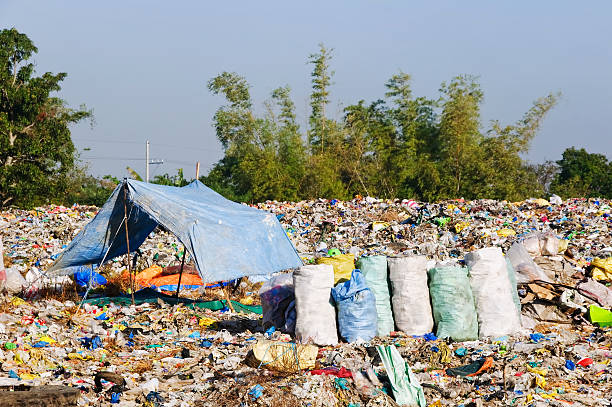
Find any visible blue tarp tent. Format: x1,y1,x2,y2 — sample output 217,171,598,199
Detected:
47,179,302,282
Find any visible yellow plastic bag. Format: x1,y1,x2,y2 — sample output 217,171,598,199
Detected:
592,257,612,281
455,222,470,233
317,253,355,284
496,228,516,237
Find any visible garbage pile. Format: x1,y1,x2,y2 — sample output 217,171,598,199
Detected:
0,197,610,406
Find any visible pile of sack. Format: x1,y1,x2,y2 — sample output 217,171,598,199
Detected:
259,233,580,345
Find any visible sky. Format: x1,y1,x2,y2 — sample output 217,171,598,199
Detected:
1,1,611,179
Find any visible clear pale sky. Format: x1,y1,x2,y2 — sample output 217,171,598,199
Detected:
1,1,610,179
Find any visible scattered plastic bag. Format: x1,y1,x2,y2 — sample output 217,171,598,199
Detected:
428,264,478,341
1,267,27,293
377,345,426,407
549,194,563,205
356,255,394,336
577,278,612,308
293,264,337,345
332,269,377,343
539,231,560,256
591,257,612,281
74,266,108,287
316,253,355,284
465,247,521,338
506,242,551,283
388,255,433,336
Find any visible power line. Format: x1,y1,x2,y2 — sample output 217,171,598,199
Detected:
80,156,146,161
75,138,218,153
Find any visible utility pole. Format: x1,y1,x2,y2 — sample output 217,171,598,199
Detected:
145,140,163,182
146,140,150,182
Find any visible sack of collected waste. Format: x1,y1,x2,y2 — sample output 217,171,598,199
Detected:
259,273,295,332
332,269,377,343
293,264,338,345
465,247,521,338
356,255,394,336
388,255,433,336
506,242,551,283
316,253,355,284
428,264,478,341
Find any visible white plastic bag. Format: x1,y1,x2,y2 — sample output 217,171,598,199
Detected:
388,256,433,336
549,194,562,205
539,231,560,256
465,247,522,338
25,267,71,295
522,233,541,256
521,231,560,257
293,264,337,345
1,267,27,293
506,242,551,283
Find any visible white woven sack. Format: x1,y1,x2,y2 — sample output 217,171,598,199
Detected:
465,247,522,338
388,255,433,335
293,264,338,345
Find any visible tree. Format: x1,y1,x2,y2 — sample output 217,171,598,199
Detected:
203,48,561,203
270,85,306,201
437,75,484,198
551,147,611,198
151,168,189,187
0,28,91,207
206,73,309,202
308,44,333,152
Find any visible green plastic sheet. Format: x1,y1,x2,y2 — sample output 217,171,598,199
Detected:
377,345,426,407
83,288,262,314
428,265,478,341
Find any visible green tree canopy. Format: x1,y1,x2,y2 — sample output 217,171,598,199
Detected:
551,147,612,198
202,45,563,203
0,28,91,207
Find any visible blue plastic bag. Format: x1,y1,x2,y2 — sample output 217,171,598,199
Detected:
332,269,377,343
74,266,107,287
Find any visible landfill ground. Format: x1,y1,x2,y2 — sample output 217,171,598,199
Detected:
0,197,611,406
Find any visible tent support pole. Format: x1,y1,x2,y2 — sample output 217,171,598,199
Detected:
123,183,135,305
174,247,187,298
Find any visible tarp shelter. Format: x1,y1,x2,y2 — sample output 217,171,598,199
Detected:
47,179,302,282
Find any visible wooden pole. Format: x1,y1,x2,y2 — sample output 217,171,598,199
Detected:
123,182,135,305
223,285,235,313
195,161,200,179
174,247,187,298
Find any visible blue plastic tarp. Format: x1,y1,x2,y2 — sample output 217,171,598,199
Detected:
48,180,302,282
